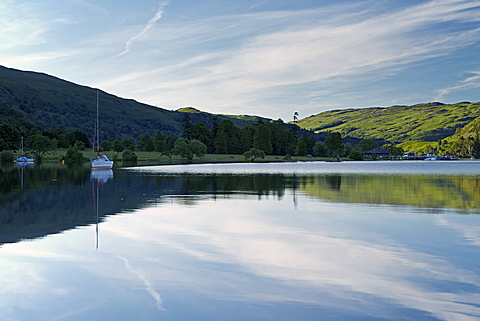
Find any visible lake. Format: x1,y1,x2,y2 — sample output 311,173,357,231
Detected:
1,161,480,320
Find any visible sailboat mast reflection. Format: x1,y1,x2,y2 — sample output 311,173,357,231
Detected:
91,169,113,249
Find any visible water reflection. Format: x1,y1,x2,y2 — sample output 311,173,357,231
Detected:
0,162,479,320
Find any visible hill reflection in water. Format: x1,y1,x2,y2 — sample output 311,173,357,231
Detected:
1,162,480,320
1,162,480,245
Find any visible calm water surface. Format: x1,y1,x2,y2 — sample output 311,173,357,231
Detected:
1,161,480,320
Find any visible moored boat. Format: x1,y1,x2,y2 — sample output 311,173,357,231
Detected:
90,91,113,170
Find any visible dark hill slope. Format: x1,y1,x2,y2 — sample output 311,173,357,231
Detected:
0,66,266,139
296,102,480,143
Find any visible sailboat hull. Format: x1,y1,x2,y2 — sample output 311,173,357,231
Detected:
91,155,114,170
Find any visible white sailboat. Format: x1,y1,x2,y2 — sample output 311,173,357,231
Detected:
91,91,113,170
16,136,35,163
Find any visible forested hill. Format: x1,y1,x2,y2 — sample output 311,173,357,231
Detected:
0,66,268,139
295,101,480,144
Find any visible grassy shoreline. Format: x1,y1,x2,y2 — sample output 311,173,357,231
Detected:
35,149,336,166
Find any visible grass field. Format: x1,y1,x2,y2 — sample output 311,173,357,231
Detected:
35,149,334,166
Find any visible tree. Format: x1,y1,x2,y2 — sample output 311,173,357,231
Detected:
240,125,255,153
358,138,378,152
295,138,307,156
113,140,124,153
100,140,112,151
243,148,265,161
215,120,241,154
138,134,154,152
174,140,193,159
174,139,208,160
325,132,343,158
253,124,273,154
122,150,138,162
67,130,91,148
384,145,404,157
25,134,57,162
0,123,21,151
181,114,193,139
122,139,135,150
313,142,327,157
64,146,84,164
73,140,86,151
189,139,207,158
0,151,14,163
190,122,212,146
349,150,364,161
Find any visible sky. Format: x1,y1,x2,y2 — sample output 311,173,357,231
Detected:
1,0,480,121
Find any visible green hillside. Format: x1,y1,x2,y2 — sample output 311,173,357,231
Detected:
0,66,267,140
177,106,270,123
296,102,480,144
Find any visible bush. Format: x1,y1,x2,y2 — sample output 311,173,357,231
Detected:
0,151,14,163
122,150,138,162
349,150,364,161
65,146,84,164
243,148,265,161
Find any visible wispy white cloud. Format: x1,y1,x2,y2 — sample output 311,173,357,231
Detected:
2,0,480,119
117,255,166,311
94,0,480,117
435,71,480,101
116,1,169,57
0,1,47,50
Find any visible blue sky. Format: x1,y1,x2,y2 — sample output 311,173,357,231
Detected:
1,0,480,121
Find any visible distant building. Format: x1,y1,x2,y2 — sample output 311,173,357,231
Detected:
364,147,391,159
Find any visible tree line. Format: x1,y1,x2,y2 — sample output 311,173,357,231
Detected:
0,114,409,164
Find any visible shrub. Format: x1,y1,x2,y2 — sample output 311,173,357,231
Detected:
65,146,84,164
349,150,364,161
0,151,14,163
122,150,138,162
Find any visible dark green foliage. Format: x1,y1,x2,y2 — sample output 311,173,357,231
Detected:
254,124,273,154
358,138,378,152
113,140,124,153
325,132,344,157
0,66,269,141
122,150,138,162
181,114,193,139
173,140,193,160
0,123,21,150
64,146,84,164
138,134,154,152
25,134,56,161
349,150,364,161
0,151,14,163
189,140,207,159
190,122,212,147
313,142,327,157
122,139,135,150
73,140,86,151
100,140,112,151
243,148,265,161
215,120,241,154
174,139,207,160
295,138,307,156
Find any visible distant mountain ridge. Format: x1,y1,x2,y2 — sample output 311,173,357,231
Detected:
295,101,480,144
0,66,268,139
2,65,479,146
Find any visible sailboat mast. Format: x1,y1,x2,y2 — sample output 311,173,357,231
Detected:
96,90,100,153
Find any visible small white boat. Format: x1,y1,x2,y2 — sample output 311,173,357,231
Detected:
424,156,437,161
90,91,113,170
91,153,114,169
